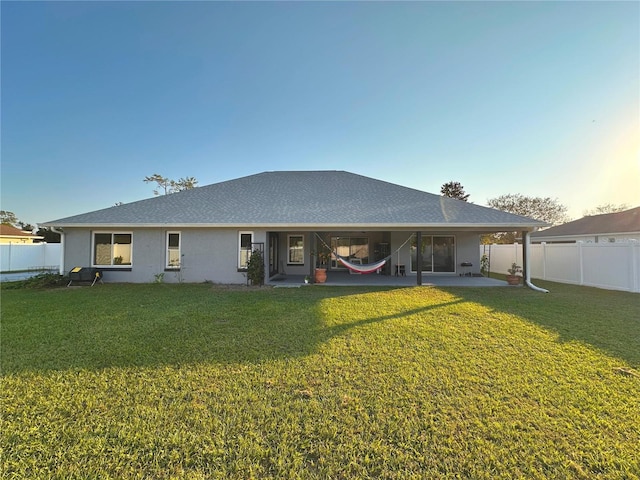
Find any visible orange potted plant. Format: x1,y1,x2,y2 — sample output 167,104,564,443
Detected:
313,250,330,283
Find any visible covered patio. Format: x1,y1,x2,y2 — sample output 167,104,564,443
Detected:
269,271,511,287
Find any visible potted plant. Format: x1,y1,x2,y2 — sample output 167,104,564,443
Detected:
506,263,522,285
304,275,310,284
480,254,489,276
313,250,330,283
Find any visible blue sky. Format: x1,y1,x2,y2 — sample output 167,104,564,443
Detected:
2,1,638,225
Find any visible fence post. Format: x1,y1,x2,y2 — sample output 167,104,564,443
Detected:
541,242,547,280
577,241,584,286
631,242,639,293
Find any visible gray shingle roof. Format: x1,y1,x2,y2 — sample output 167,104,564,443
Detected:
531,206,640,237
43,171,545,229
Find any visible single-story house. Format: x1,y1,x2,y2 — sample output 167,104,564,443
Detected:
42,171,546,285
0,224,44,244
531,206,640,244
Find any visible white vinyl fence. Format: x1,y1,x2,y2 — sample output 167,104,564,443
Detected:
481,242,640,293
0,243,61,274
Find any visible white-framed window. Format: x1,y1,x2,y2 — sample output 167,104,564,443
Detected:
238,231,253,269
288,235,304,264
166,232,181,269
93,232,132,267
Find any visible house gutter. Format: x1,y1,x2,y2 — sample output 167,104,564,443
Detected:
523,231,549,293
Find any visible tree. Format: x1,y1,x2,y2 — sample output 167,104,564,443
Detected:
0,210,18,226
483,194,569,244
0,212,34,232
18,221,35,233
143,174,198,196
36,227,61,243
440,181,470,201
583,203,629,216
0,210,59,241
487,194,569,225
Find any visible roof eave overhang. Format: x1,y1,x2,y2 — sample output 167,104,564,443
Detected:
42,222,545,231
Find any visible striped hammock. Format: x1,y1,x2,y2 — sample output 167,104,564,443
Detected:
313,232,415,276
337,256,388,274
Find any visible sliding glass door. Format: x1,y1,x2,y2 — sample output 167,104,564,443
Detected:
410,235,455,273
433,236,455,272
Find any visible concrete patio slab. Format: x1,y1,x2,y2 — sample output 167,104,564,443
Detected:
269,271,511,287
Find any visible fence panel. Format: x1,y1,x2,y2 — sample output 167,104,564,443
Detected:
0,243,61,273
543,244,581,284
528,246,544,279
481,244,521,277
481,242,640,293
581,243,636,291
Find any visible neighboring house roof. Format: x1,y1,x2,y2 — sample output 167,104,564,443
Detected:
531,206,640,240
0,224,43,240
42,170,545,230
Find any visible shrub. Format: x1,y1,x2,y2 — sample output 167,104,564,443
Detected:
246,249,265,286
2,273,67,290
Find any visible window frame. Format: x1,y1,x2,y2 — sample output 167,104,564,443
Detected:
238,231,254,270
287,234,305,265
92,231,133,268
165,231,181,270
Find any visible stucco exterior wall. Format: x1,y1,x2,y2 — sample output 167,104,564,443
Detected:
62,228,483,283
456,233,482,273
275,232,313,277
0,237,40,244
63,228,268,284
63,228,92,272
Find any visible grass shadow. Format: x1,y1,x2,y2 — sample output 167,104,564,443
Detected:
2,284,454,374
2,281,638,374
446,279,640,368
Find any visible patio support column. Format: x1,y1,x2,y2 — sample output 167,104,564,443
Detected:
521,230,528,282
310,232,316,282
416,231,422,286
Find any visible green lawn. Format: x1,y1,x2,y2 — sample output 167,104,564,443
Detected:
1,282,639,479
